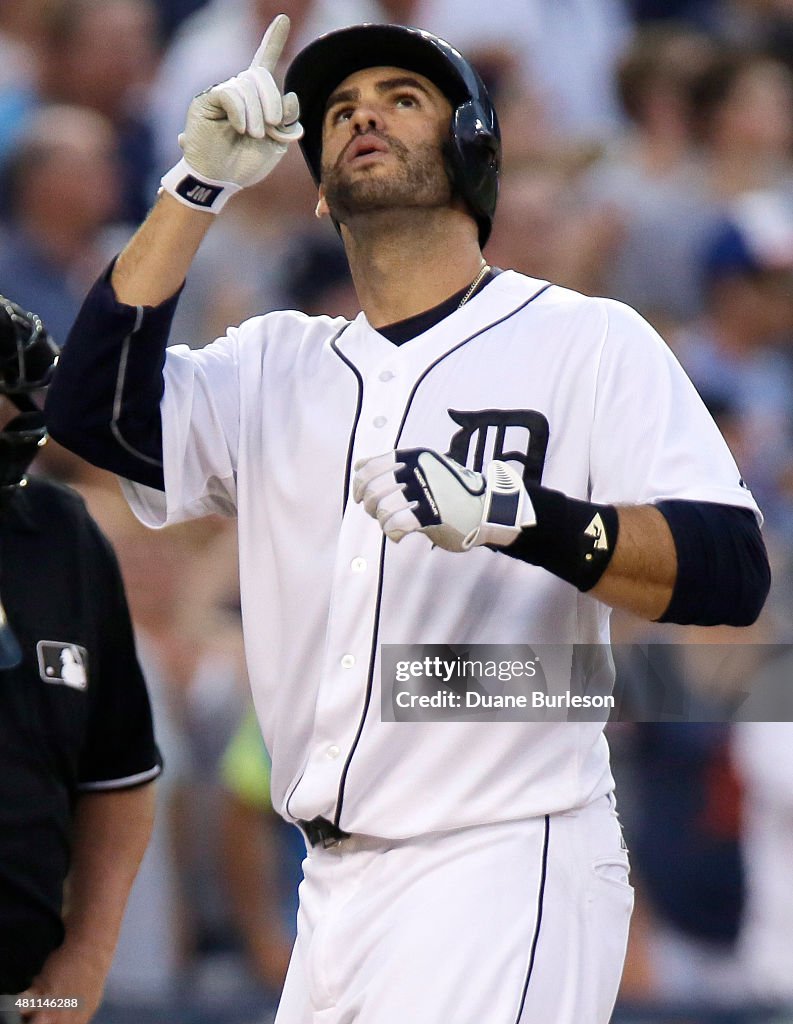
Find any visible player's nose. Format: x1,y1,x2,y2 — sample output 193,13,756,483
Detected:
349,102,385,135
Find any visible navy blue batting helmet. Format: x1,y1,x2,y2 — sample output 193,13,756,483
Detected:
285,24,501,247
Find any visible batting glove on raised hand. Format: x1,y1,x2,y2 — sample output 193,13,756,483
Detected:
160,13,303,214
353,448,537,552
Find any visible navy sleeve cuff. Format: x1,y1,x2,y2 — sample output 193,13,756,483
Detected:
656,501,770,626
45,261,182,490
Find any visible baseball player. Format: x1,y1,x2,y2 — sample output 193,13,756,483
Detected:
46,16,770,1024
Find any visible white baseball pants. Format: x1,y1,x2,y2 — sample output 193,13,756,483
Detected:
274,794,633,1024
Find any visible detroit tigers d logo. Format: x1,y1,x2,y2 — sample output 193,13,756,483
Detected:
446,409,550,486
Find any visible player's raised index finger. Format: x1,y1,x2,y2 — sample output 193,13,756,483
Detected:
250,13,290,72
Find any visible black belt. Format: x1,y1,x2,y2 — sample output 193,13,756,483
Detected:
299,815,351,848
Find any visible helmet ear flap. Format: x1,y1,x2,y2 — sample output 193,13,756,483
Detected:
449,99,501,247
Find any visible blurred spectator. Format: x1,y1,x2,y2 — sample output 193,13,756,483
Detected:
673,189,793,526
0,0,162,225
733,719,793,1007
416,0,633,142
720,0,793,78
584,38,793,327
280,231,357,318
0,2,47,91
608,620,775,1010
627,0,724,31
487,159,623,298
44,0,161,222
377,0,421,18
614,23,714,178
152,0,210,43
620,719,748,1006
0,104,128,344
631,0,793,51
583,23,722,323
692,47,793,201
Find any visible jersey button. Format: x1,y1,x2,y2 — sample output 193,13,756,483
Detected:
326,745,340,759
373,416,387,428
378,370,395,382
351,557,367,573
341,654,356,669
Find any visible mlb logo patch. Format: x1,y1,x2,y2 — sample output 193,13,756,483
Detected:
37,641,88,690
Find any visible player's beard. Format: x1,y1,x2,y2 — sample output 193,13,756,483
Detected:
321,132,452,223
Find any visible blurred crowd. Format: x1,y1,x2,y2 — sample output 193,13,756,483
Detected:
3,0,793,1021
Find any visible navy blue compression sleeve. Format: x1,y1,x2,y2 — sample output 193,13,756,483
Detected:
503,492,769,626
45,264,180,490
656,501,770,626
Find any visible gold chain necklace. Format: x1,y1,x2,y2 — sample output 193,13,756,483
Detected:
458,261,490,308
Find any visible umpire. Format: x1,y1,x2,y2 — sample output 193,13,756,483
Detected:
0,297,161,1024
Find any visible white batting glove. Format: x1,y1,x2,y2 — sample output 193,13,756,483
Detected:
353,448,537,552
160,13,303,214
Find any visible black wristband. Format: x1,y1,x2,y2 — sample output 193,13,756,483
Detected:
500,485,619,591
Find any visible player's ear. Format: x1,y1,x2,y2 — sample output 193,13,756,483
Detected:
315,186,330,219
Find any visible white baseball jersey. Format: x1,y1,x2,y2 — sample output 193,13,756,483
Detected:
123,270,759,838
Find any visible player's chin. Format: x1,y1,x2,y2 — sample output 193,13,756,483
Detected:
323,177,405,219
335,161,393,189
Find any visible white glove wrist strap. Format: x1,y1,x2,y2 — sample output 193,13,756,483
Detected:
464,461,537,549
159,158,242,214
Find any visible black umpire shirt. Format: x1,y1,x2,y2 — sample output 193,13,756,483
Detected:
0,476,161,995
